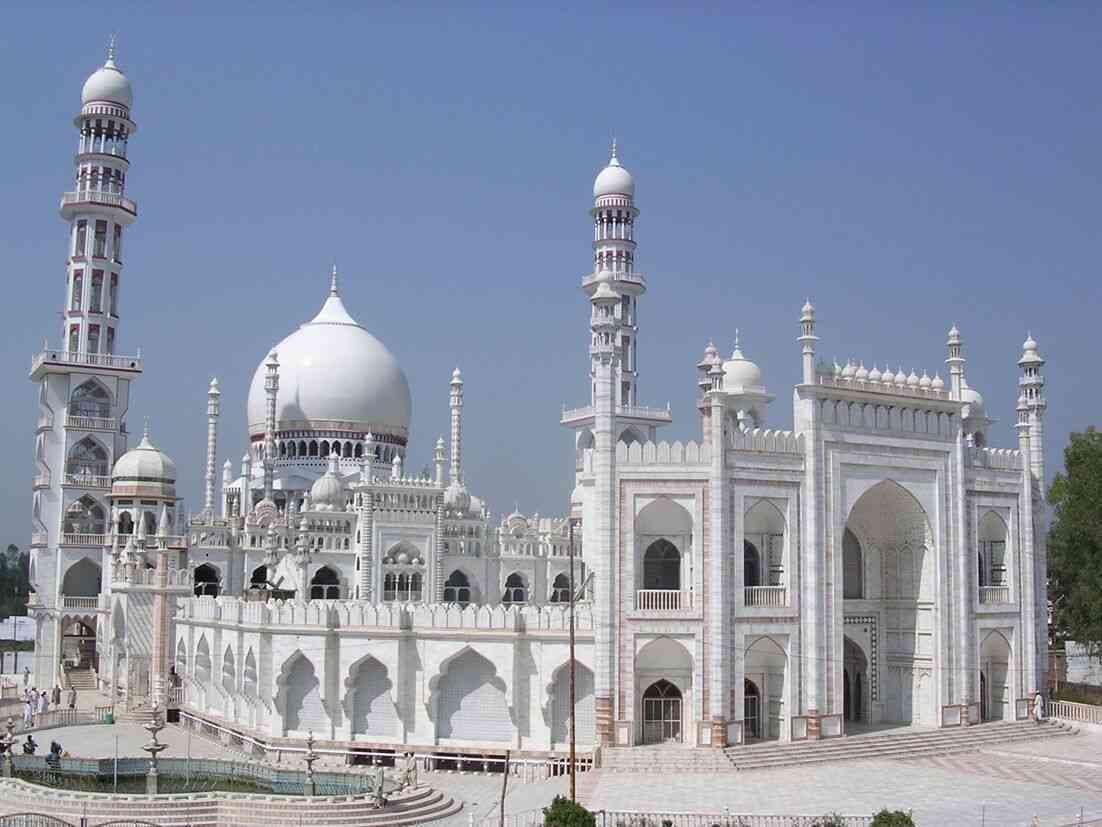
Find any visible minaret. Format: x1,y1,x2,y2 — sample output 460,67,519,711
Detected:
203,378,221,516
262,351,279,503
60,37,138,357
1018,334,1047,488
798,300,818,385
589,140,643,407
434,437,446,485
946,325,965,401
449,368,463,484
221,459,232,518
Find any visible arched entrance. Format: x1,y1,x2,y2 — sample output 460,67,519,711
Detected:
310,566,340,600
843,636,869,724
844,480,934,725
642,679,682,744
744,636,787,740
744,678,762,739
193,564,220,597
980,630,1012,721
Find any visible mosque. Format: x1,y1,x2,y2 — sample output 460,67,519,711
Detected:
26,47,1050,757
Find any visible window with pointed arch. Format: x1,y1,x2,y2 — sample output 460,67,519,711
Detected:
64,495,106,534
444,570,472,606
550,573,571,603
71,380,111,419
66,437,108,479
502,572,527,605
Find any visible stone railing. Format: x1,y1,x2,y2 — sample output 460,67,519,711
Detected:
634,589,690,611
744,585,788,608
616,439,709,466
32,473,50,489
817,372,950,401
60,533,108,546
618,403,673,421
1049,700,1102,725
971,447,1022,470
31,348,142,375
61,595,100,610
62,473,111,489
979,585,1011,605
30,532,48,546
65,413,118,431
730,428,804,454
60,189,138,215
581,270,647,289
114,567,192,588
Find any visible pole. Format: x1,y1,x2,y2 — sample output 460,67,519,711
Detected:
113,734,118,792
499,749,510,827
186,723,191,783
568,518,577,802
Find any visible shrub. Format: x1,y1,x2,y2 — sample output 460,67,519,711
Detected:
812,816,847,827
544,795,596,827
870,810,915,827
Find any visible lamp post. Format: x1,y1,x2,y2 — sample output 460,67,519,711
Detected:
303,730,318,796
568,516,578,802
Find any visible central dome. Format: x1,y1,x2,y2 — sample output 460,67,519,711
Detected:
246,273,411,442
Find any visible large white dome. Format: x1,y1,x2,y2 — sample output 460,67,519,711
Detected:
246,276,411,441
593,144,634,199
82,57,132,108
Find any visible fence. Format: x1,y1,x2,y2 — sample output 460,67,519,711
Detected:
7,706,113,735
483,809,873,827
1048,700,1102,726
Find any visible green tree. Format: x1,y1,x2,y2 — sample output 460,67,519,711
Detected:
543,796,596,827
870,811,915,827
1048,427,1102,655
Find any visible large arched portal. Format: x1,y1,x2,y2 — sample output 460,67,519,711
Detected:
550,661,595,747
641,680,682,745
436,649,512,742
980,630,1012,722
844,480,935,725
744,636,788,740
843,637,870,724
635,636,693,745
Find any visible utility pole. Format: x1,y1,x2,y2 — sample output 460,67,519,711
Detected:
568,517,578,802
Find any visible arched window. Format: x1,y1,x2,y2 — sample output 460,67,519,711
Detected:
502,573,527,605
67,437,109,479
354,443,363,459
978,512,1008,588
550,573,571,603
743,541,761,588
444,570,472,605
117,511,133,535
250,565,268,589
194,563,220,597
310,566,340,600
642,540,680,590
410,572,423,601
309,441,318,457
342,441,352,459
299,440,308,456
64,495,106,534
70,380,110,419
843,529,863,599
320,440,330,458
383,573,397,602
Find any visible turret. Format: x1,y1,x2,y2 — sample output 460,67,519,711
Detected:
434,436,446,485
946,325,964,401
449,368,463,484
1018,334,1047,490
203,377,221,516
798,300,818,385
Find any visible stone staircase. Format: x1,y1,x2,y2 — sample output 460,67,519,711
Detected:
725,719,1077,771
64,668,96,690
598,720,1076,773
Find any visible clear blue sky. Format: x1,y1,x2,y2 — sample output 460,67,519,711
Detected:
3,3,1099,546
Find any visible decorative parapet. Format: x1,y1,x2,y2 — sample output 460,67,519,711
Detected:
729,428,804,454
615,440,709,466
970,447,1022,471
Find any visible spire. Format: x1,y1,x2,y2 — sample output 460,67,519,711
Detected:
610,136,619,166
732,328,742,359
106,33,117,67
329,264,339,296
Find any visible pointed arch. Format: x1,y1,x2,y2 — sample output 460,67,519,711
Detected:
276,651,328,735
66,435,109,478
549,660,595,746
175,637,187,674
61,557,101,597
64,495,106,534
436,648,512,741
502,572,527,605
310,566,340,600
243,648,258,700
193,563,221,597
195,635,212,686
444,569,475,605
345,655,398,737
221,646,236,694
549,572,571,603
70,378,111,418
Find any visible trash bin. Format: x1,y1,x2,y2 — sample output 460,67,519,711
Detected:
104,711,114,725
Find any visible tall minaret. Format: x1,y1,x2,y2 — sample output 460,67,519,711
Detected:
449,367,463,484
27,42,142,691
61,37,138,357
588,140,643,407
203,378,221,516
798,300,818,385
946,324,965,401
1018,334,1047,488
262,351,279,503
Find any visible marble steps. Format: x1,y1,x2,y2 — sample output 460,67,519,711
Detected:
726,720,1076,771
599,744,736,772
64,669,97,689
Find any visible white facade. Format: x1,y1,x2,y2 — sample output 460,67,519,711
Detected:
26,52,1049,755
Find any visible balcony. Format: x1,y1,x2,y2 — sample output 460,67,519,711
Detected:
60,190,138,217
582,271,647,289
61,533,108,547
744,585,788,608
30,532,48,547
32,474,51,490
979,585,1011,605
560,402,673,426
65,414,119,432
62,473,111,490
36,413,54,432
31,348,142,378
634,589,691,611
61,596,99,610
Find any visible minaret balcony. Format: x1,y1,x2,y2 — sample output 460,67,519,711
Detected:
582,271,646,290
30,532,48,547
59,190,137,218
65,414,121,433
31,348,143,380
60,595,104,611
60,533,109,547
978,585,1012,605
62,473,111,490
32,474,50,490
560,403,672,427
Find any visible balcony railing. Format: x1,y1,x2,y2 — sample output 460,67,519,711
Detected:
635,589,690,611
32,474,51,489
61,533,109,547
61,596,99,610
36,413,54,432
744,585,788,608
60,190,138,216
30,532,48,547
582,271,647,289
560,403,673,425
31,349,142,374
979,585,1011,604
63,473,111,490
66,414,118,432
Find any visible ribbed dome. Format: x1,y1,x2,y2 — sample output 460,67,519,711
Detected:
593,144,635,198
82,54,132,108
246,273,411,441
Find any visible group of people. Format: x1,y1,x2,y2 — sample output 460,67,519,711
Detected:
20,682,77,728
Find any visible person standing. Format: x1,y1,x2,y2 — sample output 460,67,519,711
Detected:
67,685,76,710
37,689,48,724
51,684,61,707
22,667,29,689
22,697,33,727
1033,691,1046,724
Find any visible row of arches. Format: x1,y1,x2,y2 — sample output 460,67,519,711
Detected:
258,439,403,464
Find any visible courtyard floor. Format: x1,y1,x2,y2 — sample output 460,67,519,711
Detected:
17,716,1102,827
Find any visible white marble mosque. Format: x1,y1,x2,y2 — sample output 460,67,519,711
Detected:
26,46,1050,756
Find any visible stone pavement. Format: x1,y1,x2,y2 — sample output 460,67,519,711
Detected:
38,722,244,761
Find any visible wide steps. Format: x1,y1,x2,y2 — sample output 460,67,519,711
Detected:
727,720,1075,771
65,670,96,689
601,745,734,772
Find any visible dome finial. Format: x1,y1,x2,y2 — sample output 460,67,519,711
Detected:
143,417,150,440
610,136,618,164
329,264,339,296
106,33,117,66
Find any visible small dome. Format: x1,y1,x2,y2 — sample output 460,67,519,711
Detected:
947,324,961,343
919,372,932,389
961,380,986,421
722,339,764,391
906,370,920,387
444,479,471,513
931,374,945,391
894,368,908,386
593,143,635,199
113,429,176,483
308,453,347,512
591,280,620,302
801,299,815,317
841,361,856,379
855,363,869,381
82,48,132,108
868,365,882,383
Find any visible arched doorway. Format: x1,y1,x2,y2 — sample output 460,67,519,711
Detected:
844,480,933,724
193,564,220,597
310,566,340,600
744,636,787,740
744,678,762,739
444,570,472,605
642,679,682,744
843,637,869,724
980,630,1011,721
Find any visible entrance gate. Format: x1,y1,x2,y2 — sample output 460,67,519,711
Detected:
641,679,682,744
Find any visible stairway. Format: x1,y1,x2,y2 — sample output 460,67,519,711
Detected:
725,719,1076,771
600,743,737,772
64,669,96,690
